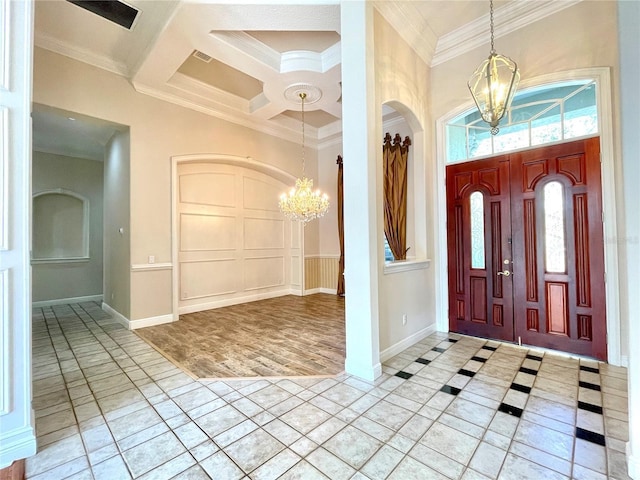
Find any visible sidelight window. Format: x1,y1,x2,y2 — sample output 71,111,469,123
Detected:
470,191,485,269
543,181,566,273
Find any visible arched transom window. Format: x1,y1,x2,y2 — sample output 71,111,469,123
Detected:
447,80,598,163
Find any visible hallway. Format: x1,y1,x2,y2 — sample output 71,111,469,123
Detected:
27,302,630,479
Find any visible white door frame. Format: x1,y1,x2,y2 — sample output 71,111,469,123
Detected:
0,0,37,467
435,67,623,366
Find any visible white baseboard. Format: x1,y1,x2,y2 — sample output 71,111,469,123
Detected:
101,302,131,330
344,358,382,382
380,324,438,363
178,289,292,315
620,355,629,368
129,314,174,330
304,288,338,295
32,294,103,308
628,442,640,479
0,425,36,469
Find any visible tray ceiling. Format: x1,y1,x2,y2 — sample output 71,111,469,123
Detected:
34,0,581,146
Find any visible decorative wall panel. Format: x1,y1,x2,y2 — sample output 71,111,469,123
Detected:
0,269,8,414
0,107,7,250
0,1,8,91
180,213,235,251
243,177,281,212
304,256,339,290
291,223,301,249
180,259,238,299
179,172,236,207
243,218,284,250
291,255,301,286
244,256,284,290
177,162,299,313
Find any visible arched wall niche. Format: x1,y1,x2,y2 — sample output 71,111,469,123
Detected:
32,188,90,262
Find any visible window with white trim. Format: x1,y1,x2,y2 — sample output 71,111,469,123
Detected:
447,80,598,163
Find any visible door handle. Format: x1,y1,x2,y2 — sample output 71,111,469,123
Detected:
497,270,511,277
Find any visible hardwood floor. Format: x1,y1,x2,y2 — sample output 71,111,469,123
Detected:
136,294,345,379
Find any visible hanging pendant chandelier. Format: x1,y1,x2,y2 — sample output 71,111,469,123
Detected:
279,92,329,224
468,0,520,135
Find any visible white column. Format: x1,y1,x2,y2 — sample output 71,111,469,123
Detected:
340,1,381,381
618,1,640,478
0,0,36,467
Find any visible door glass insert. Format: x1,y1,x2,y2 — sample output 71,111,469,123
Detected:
470,191,485,269
543,181,566,272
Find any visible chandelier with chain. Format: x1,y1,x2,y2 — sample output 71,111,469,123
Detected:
279,92,329,224
468,0,520,135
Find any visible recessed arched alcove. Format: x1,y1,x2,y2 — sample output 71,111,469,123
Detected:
32,189,89,261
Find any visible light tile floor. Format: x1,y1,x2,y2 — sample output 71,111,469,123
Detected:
27,302,631,479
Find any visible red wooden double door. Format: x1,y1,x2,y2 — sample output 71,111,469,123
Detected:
446,137,606,360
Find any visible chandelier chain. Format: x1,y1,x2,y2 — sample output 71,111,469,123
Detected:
300,92,306,176
489,0,495,54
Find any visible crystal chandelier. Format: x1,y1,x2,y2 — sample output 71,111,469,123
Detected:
279,92,329,224
468,0,520,135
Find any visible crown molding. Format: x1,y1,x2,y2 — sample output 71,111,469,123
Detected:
374,1,437,67
209,31,281,72
35,32,129,77
432,0,583,67
168,71,249,112
132,81,325,147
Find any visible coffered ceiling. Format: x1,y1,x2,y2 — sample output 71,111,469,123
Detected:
34,0,581,148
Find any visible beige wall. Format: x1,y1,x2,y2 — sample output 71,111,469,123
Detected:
32,152,104,302
373,11,436,353
318,141,343,257
33,47,323,321
104,131,131,318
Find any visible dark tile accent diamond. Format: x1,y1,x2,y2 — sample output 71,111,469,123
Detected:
458,369,476,378
578,401,604,415
579,381,602,391
526,354,543,361
395,371,414,380
482,345,497,351
415,358,431,365
471,356,487,363
576,427,606,446
432,347,446,353
447,339,459,343
510,383,532,394
498,403,523,418
580,365,600,374
519,367,538,375
440,385,461,396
